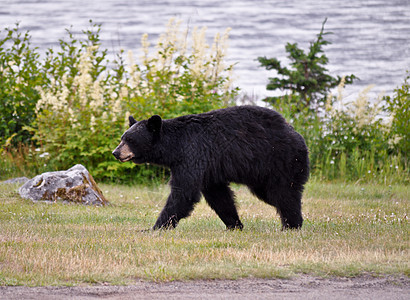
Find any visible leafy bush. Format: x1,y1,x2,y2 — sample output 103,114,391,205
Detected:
317,82,390,181
33,19,237,182
0,24,45,147
274,78,408,184
383,72,409,157
120,19,237,119
259,19,407,184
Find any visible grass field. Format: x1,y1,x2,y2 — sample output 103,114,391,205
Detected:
0,180,408,286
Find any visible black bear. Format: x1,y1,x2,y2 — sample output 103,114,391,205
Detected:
112,106,309,230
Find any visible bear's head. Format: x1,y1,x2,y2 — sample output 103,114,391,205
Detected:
112,114,162,164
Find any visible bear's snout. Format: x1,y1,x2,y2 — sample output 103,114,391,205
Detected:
112,148,120,160
112,141,135,162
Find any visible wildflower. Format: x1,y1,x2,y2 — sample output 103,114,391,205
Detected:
388,134,402,146
141,33,150,64
90,81,104,110
337,76,345,102
90,115,96,133
112,98,122,123
127,50,141,89
191,26,208,76
176,94,184,102
39,152,49,158
325,93,333,112
124,111,131,127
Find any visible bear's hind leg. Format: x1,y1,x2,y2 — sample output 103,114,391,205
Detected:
202,183,243,230
250,185,303,230
273,188,303,230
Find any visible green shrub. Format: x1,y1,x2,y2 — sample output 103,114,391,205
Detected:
120,19,237,119
313,80,407,183
258,19,407,184
383,72,410,157
268,77,408,184
33,19,237,183
0,23,45,147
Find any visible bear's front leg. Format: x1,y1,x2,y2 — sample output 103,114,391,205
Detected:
153,186,201,230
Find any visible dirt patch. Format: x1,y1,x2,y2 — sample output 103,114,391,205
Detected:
1,275,408,300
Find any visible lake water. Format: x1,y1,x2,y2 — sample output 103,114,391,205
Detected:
1,0,410,100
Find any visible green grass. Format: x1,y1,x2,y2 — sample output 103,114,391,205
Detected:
0,181,408,286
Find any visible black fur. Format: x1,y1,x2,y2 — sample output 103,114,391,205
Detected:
113,106,309,230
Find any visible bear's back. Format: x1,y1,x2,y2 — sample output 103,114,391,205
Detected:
170,105,287,133
167,105,300,161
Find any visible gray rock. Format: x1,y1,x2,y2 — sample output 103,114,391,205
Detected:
18,164,108,206
1,177,30,185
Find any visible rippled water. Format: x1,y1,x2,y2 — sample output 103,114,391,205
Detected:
1,0,409,99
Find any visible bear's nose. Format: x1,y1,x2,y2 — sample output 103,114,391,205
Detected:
112,149,120,159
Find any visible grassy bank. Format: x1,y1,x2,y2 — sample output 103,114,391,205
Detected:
0,181,408,286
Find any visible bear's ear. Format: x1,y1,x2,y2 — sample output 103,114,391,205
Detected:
147,115,162,133
129,115,137,127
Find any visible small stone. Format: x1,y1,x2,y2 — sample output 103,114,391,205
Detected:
18,164,108,206
1,177,30,185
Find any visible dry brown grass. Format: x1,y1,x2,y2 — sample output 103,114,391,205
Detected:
0,181,408,285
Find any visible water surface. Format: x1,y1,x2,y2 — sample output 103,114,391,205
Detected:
1,0,409,99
